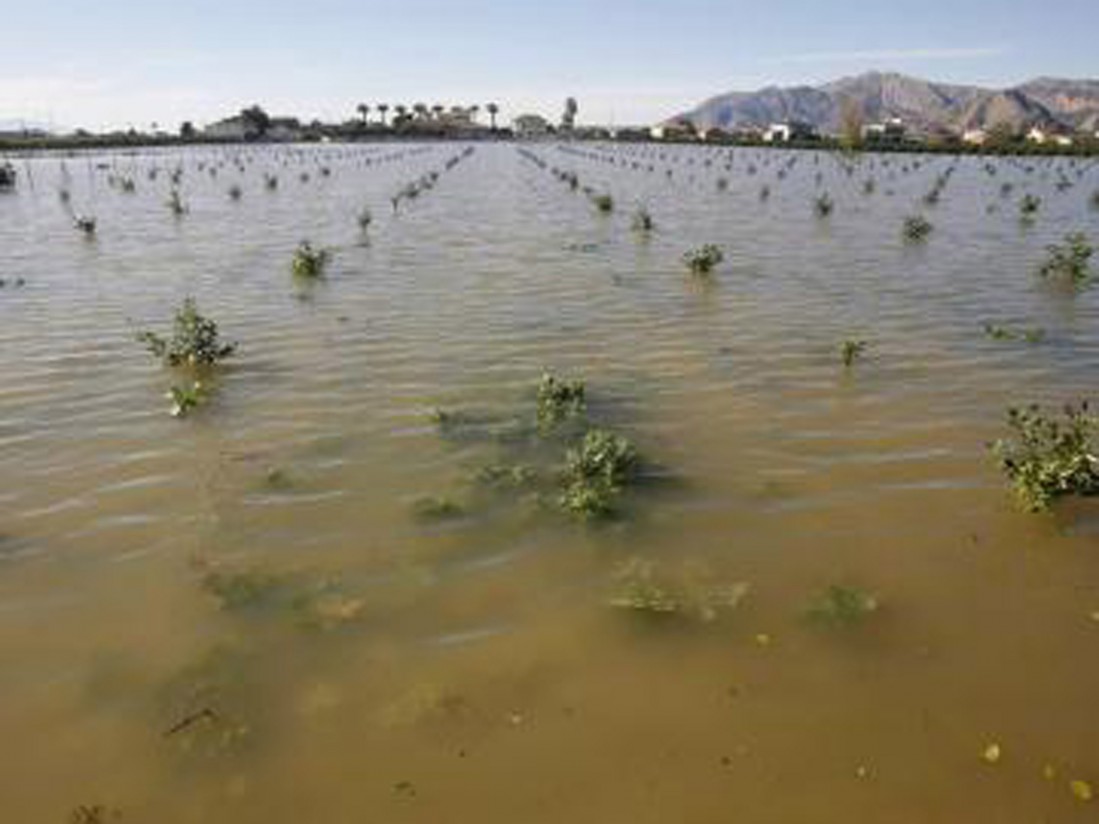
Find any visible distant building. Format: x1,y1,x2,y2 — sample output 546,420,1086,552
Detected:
699,126,732,142
763,121,816,143
1026,124,1073,147
267,118,303,142
204,115,251,140
650,119,696,141
512,114,551,138
962,128,988,146
862,117,906,143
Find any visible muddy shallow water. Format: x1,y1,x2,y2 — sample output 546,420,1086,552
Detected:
1,141,1098,822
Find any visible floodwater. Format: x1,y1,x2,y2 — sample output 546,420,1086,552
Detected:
1,141,1097,823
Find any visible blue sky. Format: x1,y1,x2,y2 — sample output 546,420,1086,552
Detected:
2,0,1096,130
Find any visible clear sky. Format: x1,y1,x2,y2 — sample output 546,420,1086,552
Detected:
2,0,1097,131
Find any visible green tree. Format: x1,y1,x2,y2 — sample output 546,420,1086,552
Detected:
239,105,271,139
486,102,499,130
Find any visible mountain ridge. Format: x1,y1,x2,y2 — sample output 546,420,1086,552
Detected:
674,72,1099,135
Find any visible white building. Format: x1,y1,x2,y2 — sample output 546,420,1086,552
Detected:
512,114,550,138
962,128,988,146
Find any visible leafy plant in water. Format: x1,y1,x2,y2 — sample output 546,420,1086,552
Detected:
991,402,1099,512
683,244,724,276
814,193,834,218
805,585,880,627
559,429,641,520
841,339,867,367
137,297,237,368
228,184,242,201
1038,232,1093,287
902,215,933,243
291,241,330,279
536,371,586,432
74,216,96,236
167,380,207,418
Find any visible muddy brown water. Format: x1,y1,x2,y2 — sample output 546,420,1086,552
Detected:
1,142,1098,822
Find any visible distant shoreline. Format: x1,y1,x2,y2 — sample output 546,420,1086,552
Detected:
1,133,1097,158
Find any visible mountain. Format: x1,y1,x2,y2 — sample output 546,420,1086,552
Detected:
673,72,1097,136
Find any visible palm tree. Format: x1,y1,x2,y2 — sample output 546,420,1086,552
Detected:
486,103,499,131
470,104,481,124
394,104,408,124
356,103,369,126
377,104,389,126
413,103,428,120
432,104,445,120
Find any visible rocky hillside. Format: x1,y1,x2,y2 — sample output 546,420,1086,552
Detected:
674,72,1099,135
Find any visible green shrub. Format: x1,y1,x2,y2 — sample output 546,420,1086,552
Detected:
1039,232,1092,286
841,339,867,367
991,402,1099,512
902,215,933,242
683,244,724,275
137,298,237,367
291,241,330,279
559,429,640,519
536,372,586,432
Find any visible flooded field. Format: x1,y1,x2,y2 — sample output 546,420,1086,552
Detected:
1,141,1098,822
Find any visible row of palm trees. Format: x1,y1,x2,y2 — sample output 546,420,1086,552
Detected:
354,102,500,130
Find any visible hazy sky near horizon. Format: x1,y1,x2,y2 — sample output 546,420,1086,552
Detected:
2,0,1097,130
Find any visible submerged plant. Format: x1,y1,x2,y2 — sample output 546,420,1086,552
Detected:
411,496,465,522
1019,193,1041,217
167,380,207,418
991,402,1099,512
73,216,97,236
137,297,237,368
592,193,614,213
228,184,242,201
683,244,724,276
608,557,750,623
983,323,1045,344
167,188,187,216
291,241,330,279
902,215,933,243
559,429,641,519
841,339,868,367
536,371,586,432
357,207,373,231
814,193,834,218
472,462,539,491
631,207,655,233
1039,232,1093,287
805,585,880,627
